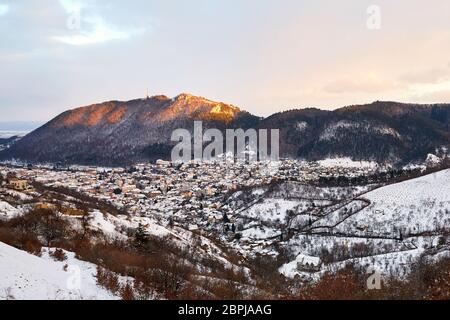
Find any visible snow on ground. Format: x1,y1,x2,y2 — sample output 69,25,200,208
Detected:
3,189,33,201
310,200,369,229
251,188,266,197
0,242,118,300
295,121,309,132
326,248,425,280
280,248,425,281
319,121,400,142
426,154,442,165
317,157,378,169
278,170,450,280
279,254,321,278
334,169,450,236
273,182,374,201
279,234,427,280
0,200,21,220
91,213,242,272
85,211,171,240
286,234,403,258
241,225,280,240
240,198,299,223
124,216,172,238
279,234,409,279
88,211,118,235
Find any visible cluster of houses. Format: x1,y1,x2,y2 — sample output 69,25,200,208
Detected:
0,159,381,226
0,172,29,191
0,159,382,274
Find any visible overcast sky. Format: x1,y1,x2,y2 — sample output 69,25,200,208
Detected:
1,0,450,122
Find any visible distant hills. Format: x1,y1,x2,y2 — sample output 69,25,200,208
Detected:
0,94,449,166
0,121,43,132
261,101,450,164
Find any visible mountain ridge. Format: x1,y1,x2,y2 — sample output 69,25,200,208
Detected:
1,94,449,166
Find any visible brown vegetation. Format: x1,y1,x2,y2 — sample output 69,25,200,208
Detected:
1,205,449,301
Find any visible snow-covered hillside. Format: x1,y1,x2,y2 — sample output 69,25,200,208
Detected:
0,201,21,220
334,169,450,236
278,169,450,280
0,242,117,300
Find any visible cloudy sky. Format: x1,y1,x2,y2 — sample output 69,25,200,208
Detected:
1,0,450,122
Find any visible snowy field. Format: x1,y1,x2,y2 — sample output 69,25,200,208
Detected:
0,242,118,300
279,170,450,280
334,169,450,236
240,198,299,223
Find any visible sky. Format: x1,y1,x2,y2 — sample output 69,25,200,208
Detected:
1,0,450,122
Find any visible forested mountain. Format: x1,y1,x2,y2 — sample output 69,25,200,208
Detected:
1,96,449,166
